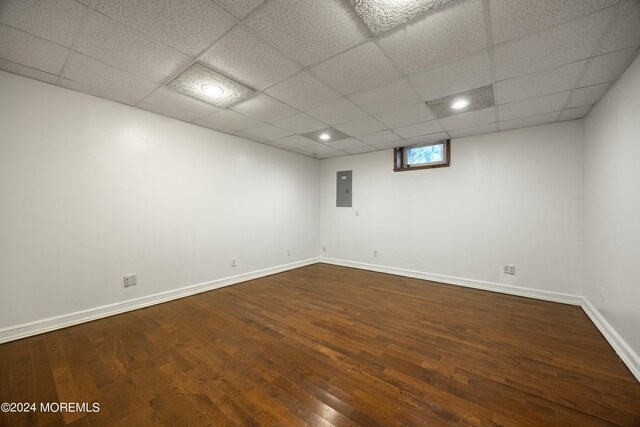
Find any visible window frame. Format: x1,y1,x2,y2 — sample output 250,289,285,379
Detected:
393,139,451,172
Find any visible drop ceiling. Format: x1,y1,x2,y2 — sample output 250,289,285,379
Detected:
0,0,638,159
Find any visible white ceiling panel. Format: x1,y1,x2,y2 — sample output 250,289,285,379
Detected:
490,0,618,45
96,0,236,58
200,109,262,131
265,71,339,110
244,0,368,66
334,116,386,137
358,130,401,145
295,144,344,158
275,135,316,149
373,139,407,150
230,93,297,122
498,92,569,121
139,86,219,122
409,51,491,101
597,0,640,54
192,118,237,134
325,138,370,151
559,106,591,121
496,61,586,104
242,123,292,140
0,0,87,48
405,132,449,145
566,83,609,108
393,120,444,139
307,98,368,125
63,53,158,105
342,145,379,154
374,103,435,128
448,122,497,138
439,107,496,131
0,24,69,75
379,0,486,74
76,12,191,83
273,113,326,134
349,79,420,115
0,59,59,84
213,0,265,19
233,130,268,143
310,42,400,95
580,47,637,87
493,8,613,80
201,25,300,90
499,111,560,131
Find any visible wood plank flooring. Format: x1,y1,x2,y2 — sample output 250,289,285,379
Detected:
1,263,639,426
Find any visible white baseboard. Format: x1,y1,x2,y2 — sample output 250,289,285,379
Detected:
319,257,583,305
581,299,640,382
0,257,320,344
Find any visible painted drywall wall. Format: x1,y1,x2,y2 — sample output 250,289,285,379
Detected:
319,121,584,297
584,54,640,359
0,71,319,330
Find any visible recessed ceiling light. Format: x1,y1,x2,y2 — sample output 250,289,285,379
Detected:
301,128,350,143
319,132,331,141
201,84,224,97
450,98,469,109
350,0,454,34
169,63,254,107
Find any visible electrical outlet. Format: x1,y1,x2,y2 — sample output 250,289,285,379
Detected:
355,211,360,216
373,250,378,257
322,246,326,253
287,249,291,256
231,258,236,267
503,265,515,275
124,274,137,287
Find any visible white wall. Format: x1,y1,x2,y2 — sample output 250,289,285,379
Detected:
0,71,319,332
584,54,640,359
320,121,584,299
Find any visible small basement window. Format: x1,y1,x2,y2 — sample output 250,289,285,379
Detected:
393,139,450,172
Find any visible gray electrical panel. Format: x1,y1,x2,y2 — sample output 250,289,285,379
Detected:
336,170,352,207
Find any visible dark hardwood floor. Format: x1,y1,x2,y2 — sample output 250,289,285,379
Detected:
1,263,639,426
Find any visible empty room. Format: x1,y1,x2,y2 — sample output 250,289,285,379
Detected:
1,0,640,425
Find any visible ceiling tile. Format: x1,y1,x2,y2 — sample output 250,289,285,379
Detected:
201,25,300,90
200,109,262,131
558,106,591,121
342,145,379,154
273,113,326,133
139,86,219,122
490,0,618,44
213,0,265,19
427,85,494,119
499,111,559,131
409,51,491,101
597,0,640,54
374,103,435,128
350,0,457,35
242,123,292,140
307,98,368,125
566,83,609,108
192,118,237,134
393,120,444,139
0,0,86,48
96,0,236,57
311,42,400,94
378,0,486,74
448,122,497,138
580,47,637,86
373,139,407,150
349,79,420,115
301,128,350,143
405,132,449,145
234,130,268,143
493,8,613,80
265,71,339,110
76,11,191,82
498,92,568,121
496,61,586,104
244,0,368,66
334,116,386,136
358,130,401,145
62,53,158,105
325,138,370,150
230,93,297,122
439,107,496,131
0,58,59,84
295,144,344,158
275,135,316,149
0,24,69,75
